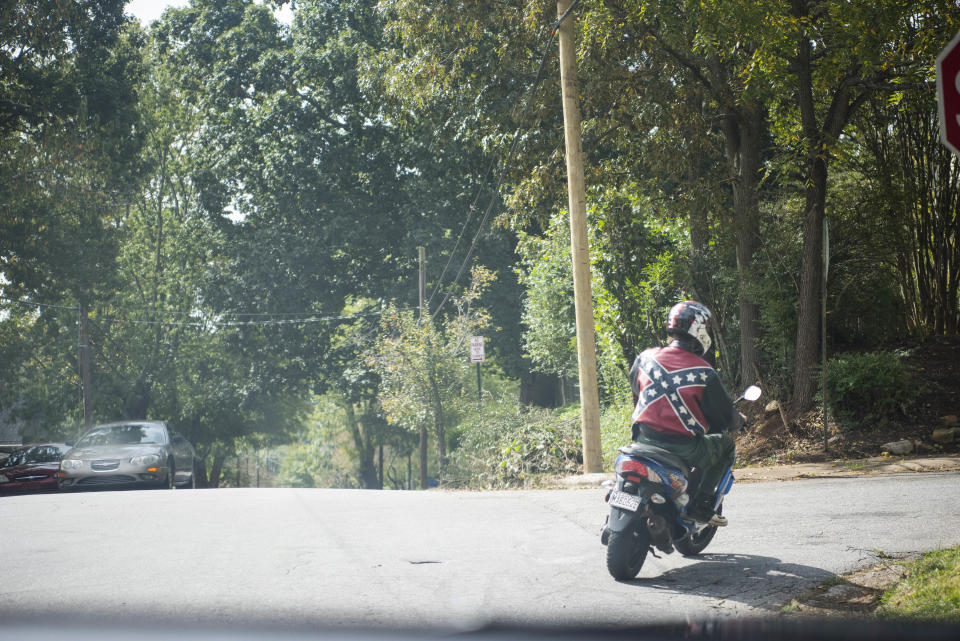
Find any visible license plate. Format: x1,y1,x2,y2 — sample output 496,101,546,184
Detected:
609,490,640,512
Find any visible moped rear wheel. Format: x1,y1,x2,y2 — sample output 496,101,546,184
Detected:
675,505,721,556
606,525,650,580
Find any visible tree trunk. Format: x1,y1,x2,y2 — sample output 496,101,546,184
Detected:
720,106,764,387
419,424,428,489
792,159,827,412
194,445,209,488
194,456,208,488
344,401,379,489
430,374,446,482
789,3,851,413
685,90,716,314
209,452,227,488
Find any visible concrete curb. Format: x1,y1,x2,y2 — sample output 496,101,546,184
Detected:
559,455,960,489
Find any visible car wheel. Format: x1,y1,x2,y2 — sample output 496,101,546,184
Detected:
166,459,175,489
176,461,197,489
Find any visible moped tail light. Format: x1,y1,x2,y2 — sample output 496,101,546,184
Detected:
615,456,661,482
615,457,648,477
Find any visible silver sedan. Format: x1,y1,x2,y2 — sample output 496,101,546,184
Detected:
59,421,196,491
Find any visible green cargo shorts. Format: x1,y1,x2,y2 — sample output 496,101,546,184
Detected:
633,430,736,503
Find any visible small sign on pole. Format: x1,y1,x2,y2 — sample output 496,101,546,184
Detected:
470,336,485,363
470,336,484,403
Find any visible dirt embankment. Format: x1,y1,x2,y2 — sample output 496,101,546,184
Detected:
735,335,960,470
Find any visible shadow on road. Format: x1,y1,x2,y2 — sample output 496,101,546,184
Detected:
628,553,834,612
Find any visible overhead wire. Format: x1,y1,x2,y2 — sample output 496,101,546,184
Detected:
3,2,585,335
0,295,414,328
428,0,582,320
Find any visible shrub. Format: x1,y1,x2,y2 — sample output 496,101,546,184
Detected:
601,400,633,471
823,351,915,431
448,403,582,488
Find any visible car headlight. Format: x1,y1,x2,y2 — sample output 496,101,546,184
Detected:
60,459,83,471
130,454,161,466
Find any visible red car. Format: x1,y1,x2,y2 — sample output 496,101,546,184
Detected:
0,443,71,495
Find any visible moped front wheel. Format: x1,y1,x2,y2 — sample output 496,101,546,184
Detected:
606,525,650,580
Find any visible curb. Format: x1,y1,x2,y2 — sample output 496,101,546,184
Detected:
560,455,960,488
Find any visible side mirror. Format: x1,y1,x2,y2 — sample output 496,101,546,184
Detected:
743,385,762,402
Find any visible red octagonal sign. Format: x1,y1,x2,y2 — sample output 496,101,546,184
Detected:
937,31,960,156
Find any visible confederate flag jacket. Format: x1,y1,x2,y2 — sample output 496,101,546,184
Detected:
629,345,740,441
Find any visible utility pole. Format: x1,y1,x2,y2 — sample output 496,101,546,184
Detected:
822,219,830,452
418,246,429,489
557,0,602,473
78,301,92,428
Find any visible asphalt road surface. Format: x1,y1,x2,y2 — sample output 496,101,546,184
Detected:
2,473,959,630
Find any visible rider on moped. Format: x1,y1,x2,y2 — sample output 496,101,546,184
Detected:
628,300,743,526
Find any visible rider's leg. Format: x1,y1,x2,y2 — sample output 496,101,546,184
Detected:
687,433,735,524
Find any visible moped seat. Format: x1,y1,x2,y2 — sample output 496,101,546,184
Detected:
619,443,690,477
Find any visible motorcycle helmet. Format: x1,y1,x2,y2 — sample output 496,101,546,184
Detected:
666,300,712,356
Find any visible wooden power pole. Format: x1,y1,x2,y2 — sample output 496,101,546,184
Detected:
418,246,429,489
557,0,602,473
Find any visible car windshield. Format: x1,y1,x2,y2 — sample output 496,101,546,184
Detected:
76,424,166,447
22,446,66,464
1,450,26,468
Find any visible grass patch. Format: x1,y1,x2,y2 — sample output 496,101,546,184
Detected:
780,599,800,613
878,546,960,622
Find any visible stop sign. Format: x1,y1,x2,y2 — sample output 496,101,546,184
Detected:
937,30,960,156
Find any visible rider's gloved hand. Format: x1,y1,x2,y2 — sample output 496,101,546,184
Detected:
728,412,747,433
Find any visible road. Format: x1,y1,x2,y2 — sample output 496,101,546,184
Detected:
2,473,959,630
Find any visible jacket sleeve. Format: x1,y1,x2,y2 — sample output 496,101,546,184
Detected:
628,354,643,404
700,372,742,433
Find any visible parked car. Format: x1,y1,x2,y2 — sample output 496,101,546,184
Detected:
59,421,196,491
0,443,72,495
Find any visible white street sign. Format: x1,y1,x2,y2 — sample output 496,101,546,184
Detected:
470,336,485,362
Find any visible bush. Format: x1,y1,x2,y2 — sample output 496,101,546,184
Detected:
823,351,915,431
601,400,633,471
448,403,582,488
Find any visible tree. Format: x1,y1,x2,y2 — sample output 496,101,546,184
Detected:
858,88,960,335
589,0,780,386
0,0,129,136
764,0,941,411
372,267,494,487
0,6,145,431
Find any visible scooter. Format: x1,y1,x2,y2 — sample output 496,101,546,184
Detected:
599,385,762,580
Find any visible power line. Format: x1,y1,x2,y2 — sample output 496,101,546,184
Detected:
0,296,79,311
428,0,582,320
1,295,414,327
100,309,414,328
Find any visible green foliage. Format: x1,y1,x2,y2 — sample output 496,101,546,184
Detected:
853,87,960,336
448,402,582,488
4,0,960,479
823,352,915,432
517,201,684,405
515,212,577,381
879,546,960,622
276,397,355,489
372,267,495,474
600,400,635,471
